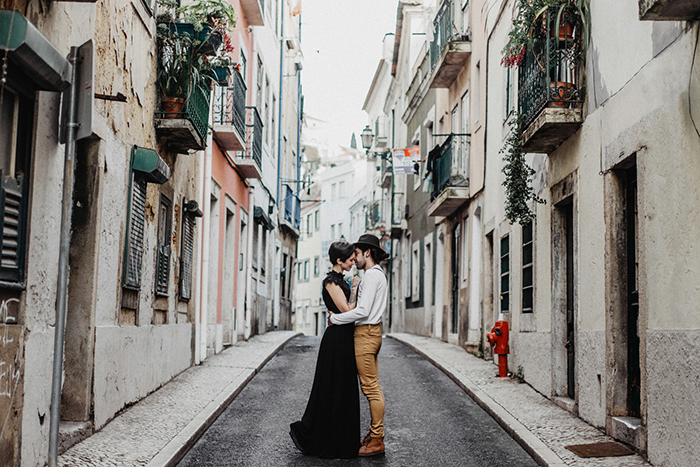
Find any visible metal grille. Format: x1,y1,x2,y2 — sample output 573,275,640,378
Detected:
0,176,23,279
430,0,454,70
293,195,300,230
431,134,470,200
125,175,147,289
186,83,211,141
179,213,195,300
518,6,584,127
246,106,263,168
213,67,247,138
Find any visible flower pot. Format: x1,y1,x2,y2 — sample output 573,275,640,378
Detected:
550,21,574,42
548,82,575,108
211,66,231,86
160,97,186,117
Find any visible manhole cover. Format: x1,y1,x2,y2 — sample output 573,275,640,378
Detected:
565,441,635,458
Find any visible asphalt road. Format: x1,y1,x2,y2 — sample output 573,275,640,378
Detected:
177,335,538,467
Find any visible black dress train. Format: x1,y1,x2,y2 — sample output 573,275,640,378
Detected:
289,270,360,458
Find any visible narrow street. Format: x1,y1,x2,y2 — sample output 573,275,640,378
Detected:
177,336,538,467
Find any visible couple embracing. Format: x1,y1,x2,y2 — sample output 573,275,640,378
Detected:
290,234,389,459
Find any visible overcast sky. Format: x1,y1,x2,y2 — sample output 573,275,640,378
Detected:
300,0,399,149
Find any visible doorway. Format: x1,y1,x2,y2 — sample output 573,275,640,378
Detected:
451,223,461,335
624,167,641,418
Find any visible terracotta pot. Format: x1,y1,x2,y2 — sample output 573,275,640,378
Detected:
549,82,574,108
161,97,186,117
553,21,574,41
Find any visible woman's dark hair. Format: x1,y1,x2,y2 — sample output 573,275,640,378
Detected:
357,245,389,264
329,241,355,265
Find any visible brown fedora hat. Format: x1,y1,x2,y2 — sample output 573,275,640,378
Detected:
354,234,387,256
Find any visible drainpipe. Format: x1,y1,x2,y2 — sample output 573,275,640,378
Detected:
48,46,79,467
199,91,214,361
276,0,285,210
194,141,205,364
245,186,254,339
296,13,302,184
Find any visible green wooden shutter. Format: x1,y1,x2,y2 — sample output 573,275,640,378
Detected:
179,213,195,300
0,175,25,282
124,175,147,289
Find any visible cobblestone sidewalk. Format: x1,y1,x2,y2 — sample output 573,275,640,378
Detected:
58,331,300,467
389,333,651,467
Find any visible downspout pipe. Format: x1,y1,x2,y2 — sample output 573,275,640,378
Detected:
276,0,285,209
199,90,214,361
48,46,79,467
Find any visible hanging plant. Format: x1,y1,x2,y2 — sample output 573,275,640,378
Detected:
500,115,545,224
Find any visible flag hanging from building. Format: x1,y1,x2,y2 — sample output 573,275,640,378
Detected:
393,146,420,175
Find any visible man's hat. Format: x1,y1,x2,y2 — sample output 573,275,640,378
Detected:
354,234,387,257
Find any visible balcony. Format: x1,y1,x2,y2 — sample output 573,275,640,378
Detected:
518,7,584,154
639,0,700,20
155,83,211,153
428,0,471,89
280,185,300,238
233,107,263,179
212,67,247,152
427,134,470,217
240,0,264,26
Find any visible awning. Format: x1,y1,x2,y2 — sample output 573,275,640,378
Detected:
131,146,170,184
0,10,71,92
254,206,274,230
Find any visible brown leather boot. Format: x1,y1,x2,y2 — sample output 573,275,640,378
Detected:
358,437,385,456
361,432,372,446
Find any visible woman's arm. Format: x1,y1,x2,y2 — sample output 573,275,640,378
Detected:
325,282,356,313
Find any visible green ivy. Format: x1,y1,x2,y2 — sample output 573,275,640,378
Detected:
500,114,545,225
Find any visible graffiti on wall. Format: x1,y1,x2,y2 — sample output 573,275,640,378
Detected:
0,297,22,465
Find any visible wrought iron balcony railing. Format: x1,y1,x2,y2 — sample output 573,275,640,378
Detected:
283,185,301,232
518,6,584,128
431,134,470,201
294,195,301,230
245,106,263,168
213,67,247,140
430,0,454,71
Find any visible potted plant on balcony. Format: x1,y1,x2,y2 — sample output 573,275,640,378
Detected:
156,26,198,116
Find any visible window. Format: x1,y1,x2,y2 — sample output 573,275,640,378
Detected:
338,223,343,239
303,259,310,282
239,52,247,82
124,174,147,289
271,95,277,150
281,253,288,298
339,181,345,198
474,61,481,121
260,228,267,278
331,183,337,200
256,56,264,110
451,105,459,172
314,256,320,277
297,261,302,282
411,241,420,301
155,195,172,296
505,67,515,121
461,216,469,285
500,234,510,312
180,208,196,300
522,222,534,313
462,0,470,34
314,210,320,230
461,91,470,175
0,84,32,284
252,223,259,271
330,224,335,240
306,214,312,236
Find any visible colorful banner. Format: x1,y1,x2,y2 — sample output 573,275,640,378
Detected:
392,146,420,175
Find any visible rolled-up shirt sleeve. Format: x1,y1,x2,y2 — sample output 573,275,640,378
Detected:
330,271,378,325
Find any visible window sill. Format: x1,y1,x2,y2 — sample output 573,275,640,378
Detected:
0,280,26,291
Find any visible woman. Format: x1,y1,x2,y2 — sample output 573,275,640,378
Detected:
290,241,361,458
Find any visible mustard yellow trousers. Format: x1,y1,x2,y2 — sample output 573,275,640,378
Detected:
354,324,385,439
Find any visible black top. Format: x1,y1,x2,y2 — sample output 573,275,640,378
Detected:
321,270,350,313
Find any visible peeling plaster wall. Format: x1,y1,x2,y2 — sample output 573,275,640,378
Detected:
93,323,192,429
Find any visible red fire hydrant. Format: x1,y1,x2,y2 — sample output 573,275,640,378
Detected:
487,321,510,377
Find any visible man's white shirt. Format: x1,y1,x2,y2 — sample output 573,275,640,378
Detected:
330,265,387,326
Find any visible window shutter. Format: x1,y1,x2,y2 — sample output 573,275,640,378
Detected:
0,175,25,282
156,243,171,295
179,213,195,300
124,175,147,289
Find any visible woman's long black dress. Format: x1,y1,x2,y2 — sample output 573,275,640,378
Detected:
289,270,360,458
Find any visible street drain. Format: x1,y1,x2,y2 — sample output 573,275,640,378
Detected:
565,441,635,458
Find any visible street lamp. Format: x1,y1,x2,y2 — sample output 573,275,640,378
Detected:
361,125,374,151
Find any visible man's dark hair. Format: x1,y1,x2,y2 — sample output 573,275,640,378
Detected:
329,241,355,265
356,245,389,264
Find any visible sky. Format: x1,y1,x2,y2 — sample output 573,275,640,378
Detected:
299,0,400,149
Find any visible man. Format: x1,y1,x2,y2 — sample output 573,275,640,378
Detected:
328,234,389,457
